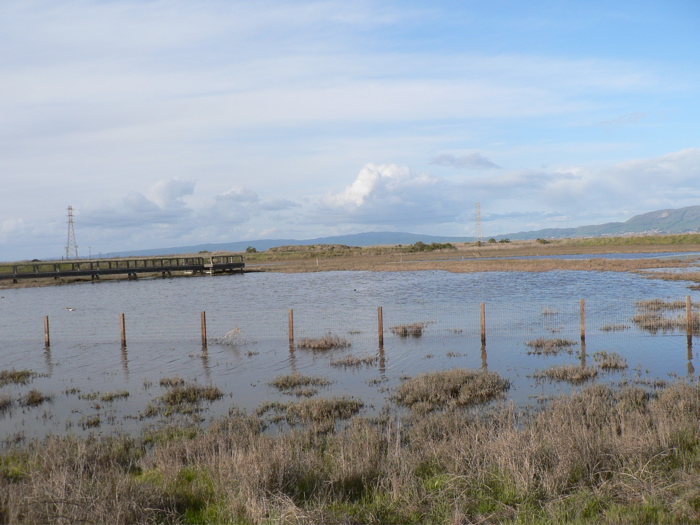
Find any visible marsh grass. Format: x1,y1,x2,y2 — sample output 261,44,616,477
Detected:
144,382,224,418
258,396,364,433
100,390,130,402
268,373,332,397
601,323,631,332
532,364,598,384
3,381,700,524
296,333,351,350
20,389,53,407
0,393,12,414
593,351,629,371
159,376,185,388
525,337,578,356
329,353,378,368
390,321,430,337
394,368,511,413
632,298,700,334
0,369,37,386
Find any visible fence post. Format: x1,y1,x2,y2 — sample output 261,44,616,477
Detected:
580,299,586,343
120,313,127,347
480,302,486,344
201,311,208,349
44,316,50,348
378,306,384,348
686,295,692,344
288,309,294,345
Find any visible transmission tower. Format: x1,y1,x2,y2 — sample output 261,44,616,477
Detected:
475,202,483,244
65,205,79,259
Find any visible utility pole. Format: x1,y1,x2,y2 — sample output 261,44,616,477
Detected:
475,202,483,245
66,206,79,259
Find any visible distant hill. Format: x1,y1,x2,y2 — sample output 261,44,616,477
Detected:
501,205,700,241
101,205,700,257
101,232,474,257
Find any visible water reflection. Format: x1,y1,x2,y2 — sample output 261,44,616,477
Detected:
2,269,700,439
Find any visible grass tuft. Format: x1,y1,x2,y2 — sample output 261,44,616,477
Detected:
394,368,510,412
0,369,36,386
525,337,578,356
532,364,598,384
268,373,332,397
296,333,351,350
390,322,429,337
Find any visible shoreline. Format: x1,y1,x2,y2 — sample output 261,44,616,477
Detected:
4,240,700,289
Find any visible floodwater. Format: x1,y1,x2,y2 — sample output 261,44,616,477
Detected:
0,268,698,439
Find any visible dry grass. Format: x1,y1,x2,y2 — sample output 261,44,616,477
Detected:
0,393,12,414
144,382,224,418
601,323,631,332
525,337,578,356
390,321,429,337
593,351,629,371
532,364,598,384
394,368,511,413
296,333,351,350
4,381,700,524
329,353,378,368
0,369,37,386
19,389,52,407
268,373,332,397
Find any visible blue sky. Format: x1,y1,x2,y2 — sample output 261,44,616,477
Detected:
1,0,699,260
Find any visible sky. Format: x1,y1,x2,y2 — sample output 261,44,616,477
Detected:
1,0,699,260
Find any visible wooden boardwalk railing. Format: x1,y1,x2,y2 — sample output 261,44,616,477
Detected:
0,255,244,282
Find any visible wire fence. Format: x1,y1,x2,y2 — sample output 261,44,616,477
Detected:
3,297,698,347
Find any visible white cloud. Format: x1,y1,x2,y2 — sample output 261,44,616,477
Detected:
431,153,500,170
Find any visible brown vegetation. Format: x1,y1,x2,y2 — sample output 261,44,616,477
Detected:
525,337,578,356
3,381,700,523
296,333,351,350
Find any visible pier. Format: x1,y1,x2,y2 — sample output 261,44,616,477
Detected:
0,254,245,283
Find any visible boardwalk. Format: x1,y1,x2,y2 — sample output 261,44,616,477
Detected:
0,255,245,283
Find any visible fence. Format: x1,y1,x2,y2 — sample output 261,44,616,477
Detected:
9,296,700,349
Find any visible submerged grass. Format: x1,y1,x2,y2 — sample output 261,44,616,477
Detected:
3,380,700,524
390,321,429,337
296,333,351,350
329,353,378,368
268,373,332,397
525,337,578,356
0,369,37,387
532,364,599,384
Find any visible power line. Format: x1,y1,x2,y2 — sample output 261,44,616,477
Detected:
66,205,79,259
475,202,483,244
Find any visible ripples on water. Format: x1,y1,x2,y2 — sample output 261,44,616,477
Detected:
0,268,697,438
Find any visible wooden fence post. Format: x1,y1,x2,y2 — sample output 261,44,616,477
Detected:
120,313,127,347
480,302,486,345
201,311,208,349
378,306,384,348
44,316,50,348
686,295,692,344
580,299,586,343
288,309,294,345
